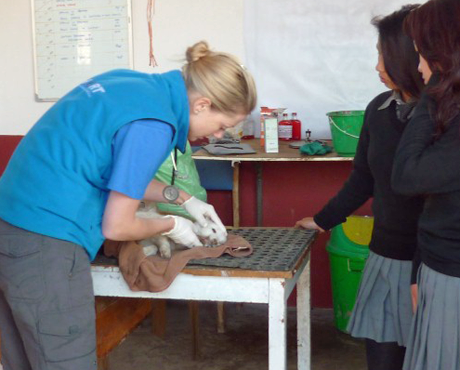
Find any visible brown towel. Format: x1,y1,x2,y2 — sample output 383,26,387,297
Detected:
103,234,252,292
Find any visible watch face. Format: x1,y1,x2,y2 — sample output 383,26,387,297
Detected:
163,185,179,203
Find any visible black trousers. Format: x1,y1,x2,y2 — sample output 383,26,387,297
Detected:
366,338,406,370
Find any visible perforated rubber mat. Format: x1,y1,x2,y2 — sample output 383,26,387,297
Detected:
93,228,317,271
188,228,316,271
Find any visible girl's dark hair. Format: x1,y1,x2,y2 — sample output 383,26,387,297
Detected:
372,4,424,100
404,0,460,133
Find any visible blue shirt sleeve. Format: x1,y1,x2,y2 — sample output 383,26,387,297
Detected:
107,119,174,199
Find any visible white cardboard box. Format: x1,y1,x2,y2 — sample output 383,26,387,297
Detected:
264,117,279,153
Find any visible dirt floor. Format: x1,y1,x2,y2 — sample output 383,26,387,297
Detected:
107,300,366,370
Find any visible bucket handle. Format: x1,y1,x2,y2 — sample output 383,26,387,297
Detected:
328,117,360,139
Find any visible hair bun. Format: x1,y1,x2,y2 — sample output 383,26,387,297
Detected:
182,40,257,114
186,41,211,63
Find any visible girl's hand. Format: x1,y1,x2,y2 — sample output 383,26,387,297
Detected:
295,217,325,233
411,284,418,313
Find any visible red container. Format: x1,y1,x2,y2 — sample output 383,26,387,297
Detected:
278,113,292,140
291,112,302,140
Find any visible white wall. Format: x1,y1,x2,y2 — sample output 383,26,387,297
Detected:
1,0,417,138
0,0,244,135
245,0,413,139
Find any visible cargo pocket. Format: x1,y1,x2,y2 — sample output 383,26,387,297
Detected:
68,245,94,306
0,234,45,301
38,304,96,363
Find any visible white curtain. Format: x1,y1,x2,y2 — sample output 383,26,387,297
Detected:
244,0,416,139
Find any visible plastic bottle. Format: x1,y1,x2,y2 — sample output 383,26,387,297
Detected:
278,113,292,141
291,112,302,140
242,115,255,140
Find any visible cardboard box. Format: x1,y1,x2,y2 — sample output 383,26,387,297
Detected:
260,106,286,150
264,117,279,153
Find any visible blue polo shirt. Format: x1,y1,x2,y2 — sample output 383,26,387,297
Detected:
109,119,173,199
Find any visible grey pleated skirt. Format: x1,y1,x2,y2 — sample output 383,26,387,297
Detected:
347,251,413,346
403,263,460,370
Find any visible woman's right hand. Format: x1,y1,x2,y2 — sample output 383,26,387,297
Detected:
161,215,203,248
295,217,325,233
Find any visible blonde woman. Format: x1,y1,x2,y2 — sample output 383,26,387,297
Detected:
0,41,256,370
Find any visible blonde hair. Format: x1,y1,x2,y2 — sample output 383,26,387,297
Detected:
182,41,257,114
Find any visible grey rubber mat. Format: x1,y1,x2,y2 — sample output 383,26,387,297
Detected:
188,228,316,271
93,228,317,272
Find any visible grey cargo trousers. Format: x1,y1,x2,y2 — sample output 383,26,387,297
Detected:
0,218,97,370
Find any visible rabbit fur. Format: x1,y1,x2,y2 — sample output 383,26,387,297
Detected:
136,201,227,258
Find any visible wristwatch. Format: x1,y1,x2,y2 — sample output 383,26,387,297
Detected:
163,185,180,204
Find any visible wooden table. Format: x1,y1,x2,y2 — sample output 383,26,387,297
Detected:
192,139,352,226
92,228,315,370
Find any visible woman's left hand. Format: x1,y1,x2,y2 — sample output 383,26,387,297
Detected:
181,196,227,234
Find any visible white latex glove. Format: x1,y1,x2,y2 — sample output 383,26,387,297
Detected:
181,196,227,235
161,215,203,248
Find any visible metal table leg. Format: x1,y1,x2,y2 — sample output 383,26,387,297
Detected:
232,161,240,228
256,162,263,226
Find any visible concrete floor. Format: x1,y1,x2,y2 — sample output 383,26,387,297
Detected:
107,301,367,370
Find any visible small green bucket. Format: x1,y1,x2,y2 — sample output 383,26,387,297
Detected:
327,110,365,157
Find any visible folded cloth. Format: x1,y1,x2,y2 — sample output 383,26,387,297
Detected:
104,234,252,292
299,141,333,155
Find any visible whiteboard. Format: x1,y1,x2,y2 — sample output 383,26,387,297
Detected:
31,0,133,101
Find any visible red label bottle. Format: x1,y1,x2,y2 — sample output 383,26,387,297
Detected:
291,112,302,140
278,113,292,140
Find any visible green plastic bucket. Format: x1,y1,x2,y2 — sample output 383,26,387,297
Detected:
327,110,365,157
326,216,373,332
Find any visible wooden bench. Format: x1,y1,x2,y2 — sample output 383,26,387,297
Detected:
95,297,152,370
